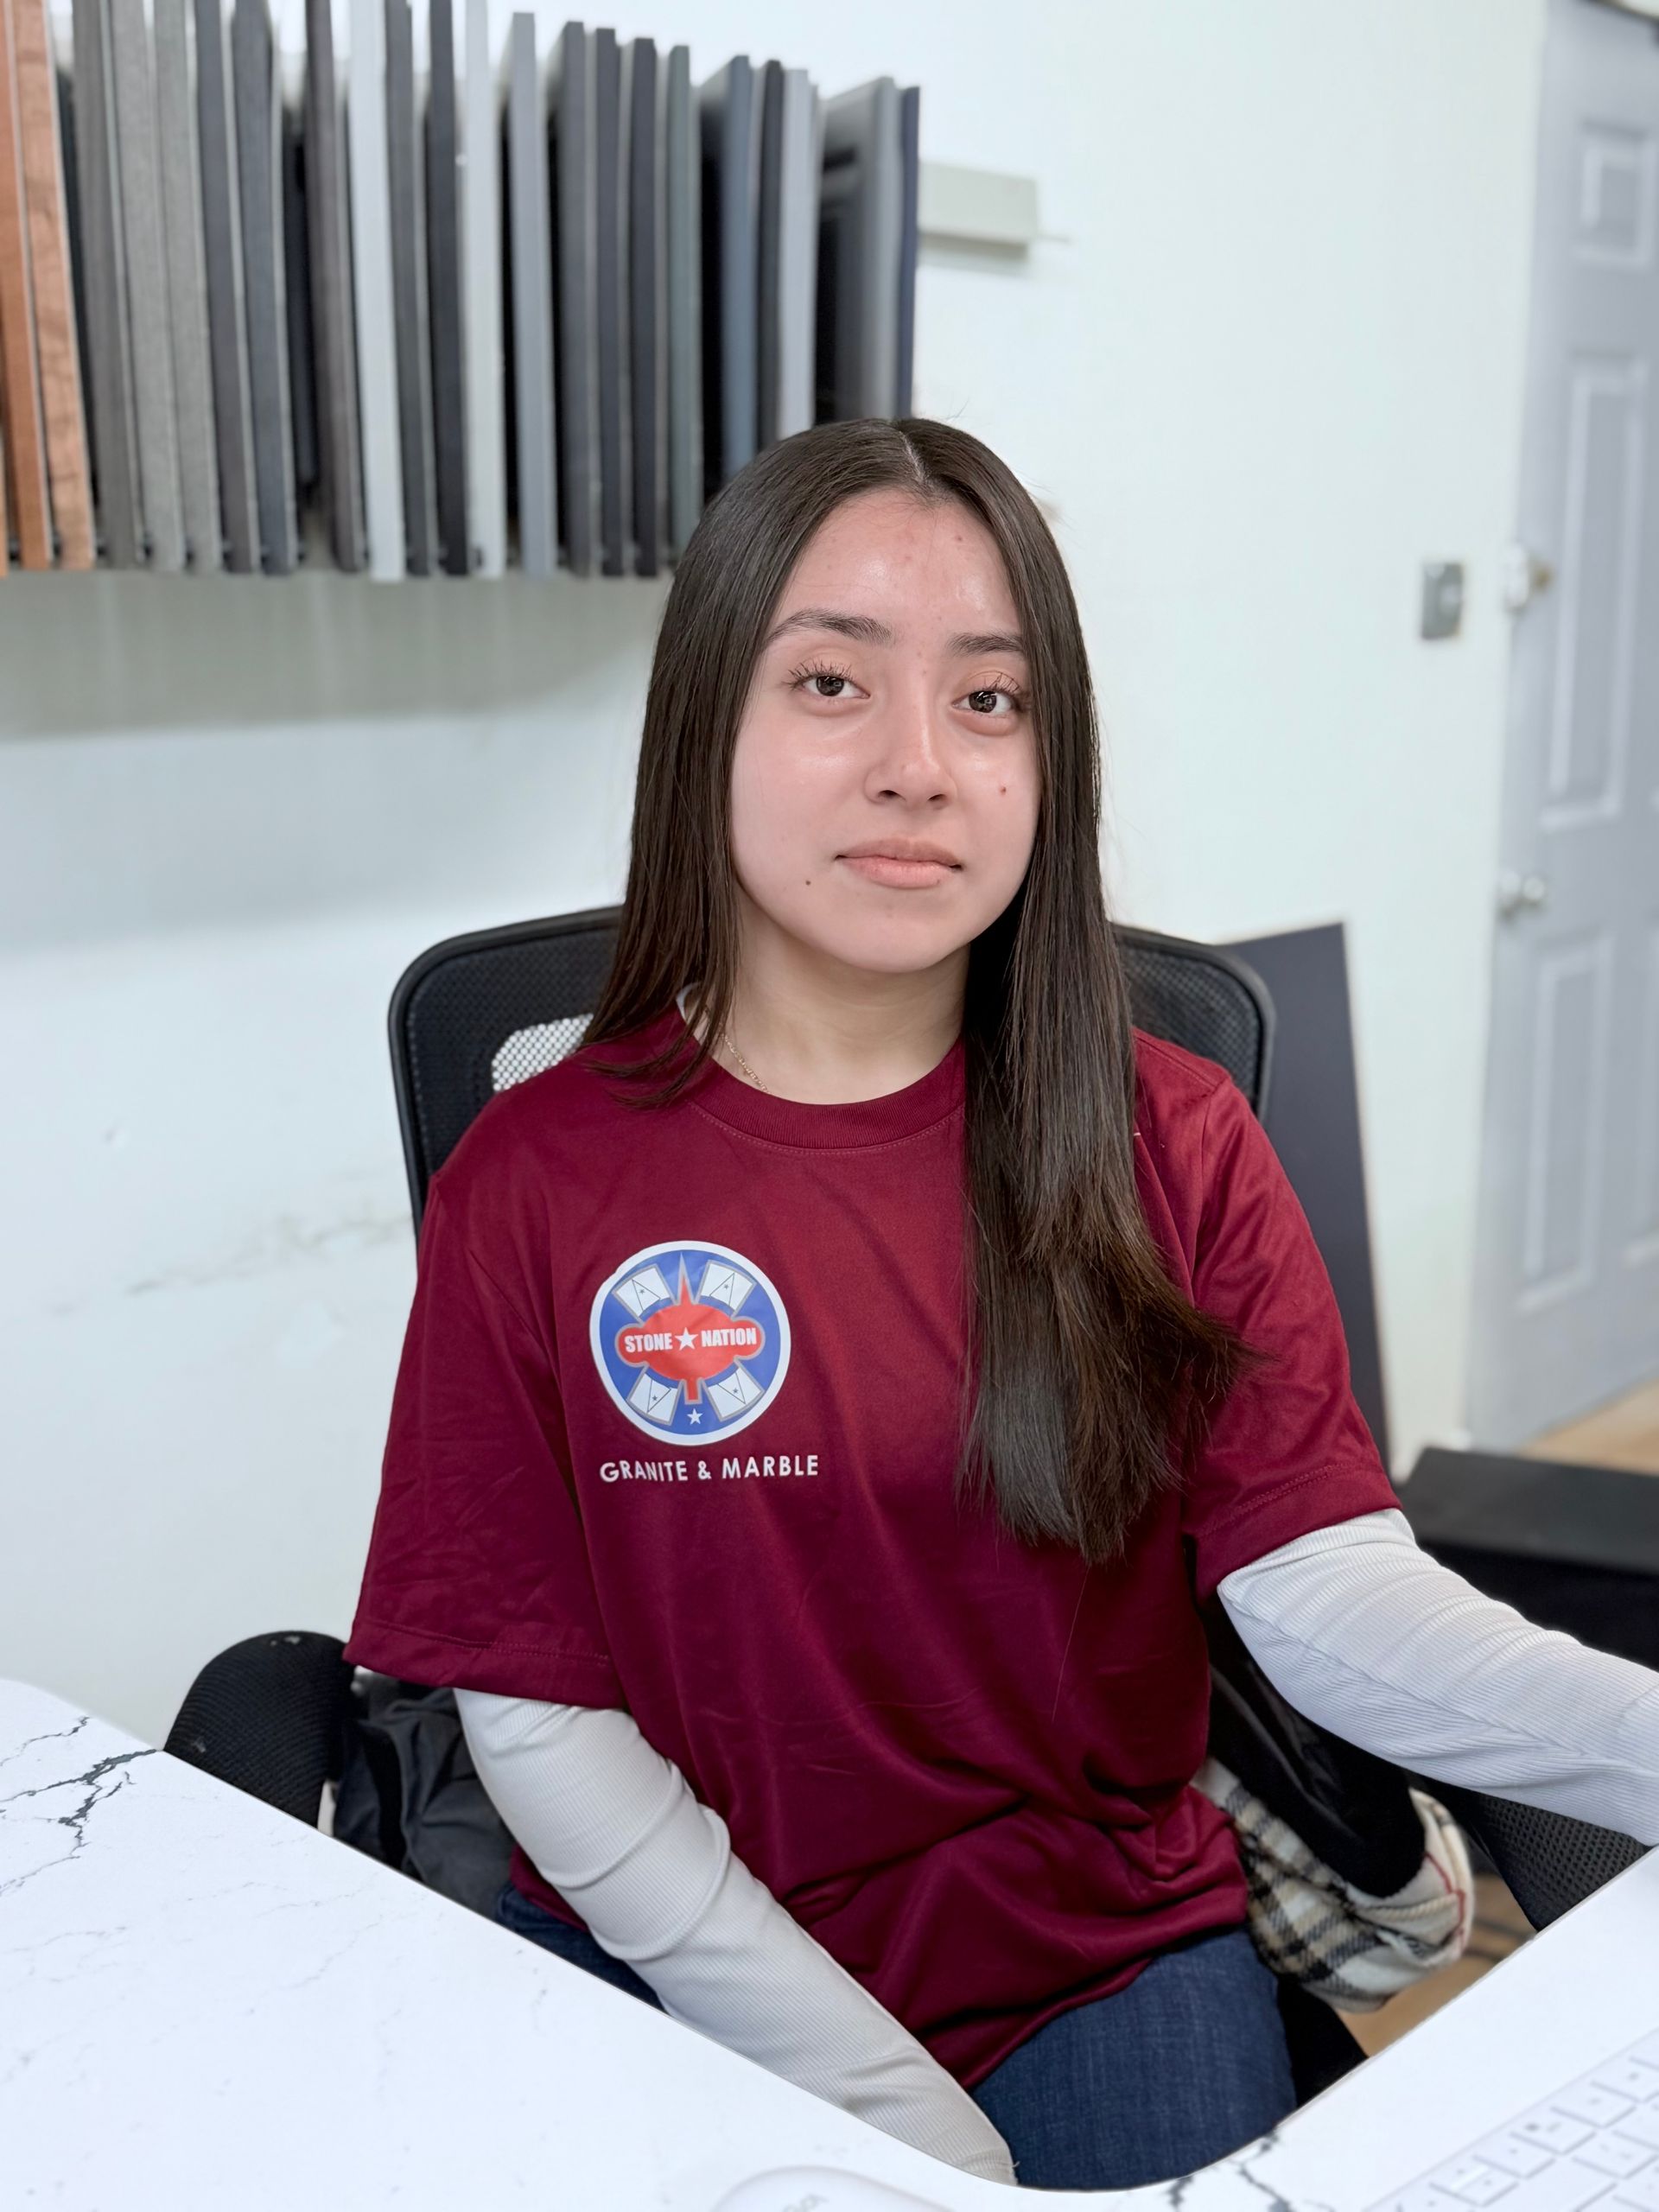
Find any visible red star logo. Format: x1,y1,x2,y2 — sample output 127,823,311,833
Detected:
613,1265,766,1403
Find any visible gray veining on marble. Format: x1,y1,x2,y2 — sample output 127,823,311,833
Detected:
4,1676,1656,2212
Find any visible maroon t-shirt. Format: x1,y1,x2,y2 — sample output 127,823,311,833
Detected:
342,1007,1397,2088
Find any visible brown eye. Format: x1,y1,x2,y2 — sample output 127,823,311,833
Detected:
788,663,862,700
962,683,1026,715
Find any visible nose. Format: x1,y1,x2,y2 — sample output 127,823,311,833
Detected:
862,678,957,807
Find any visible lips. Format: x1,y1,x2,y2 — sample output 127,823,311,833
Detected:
837,840,961,868
837,852,959,888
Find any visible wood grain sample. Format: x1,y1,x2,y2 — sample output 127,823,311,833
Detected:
0,0,53,566
13,0,92,564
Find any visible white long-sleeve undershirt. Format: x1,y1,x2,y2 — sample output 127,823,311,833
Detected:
460,1507,1659,2185
454,1688,1021,2187
1218,1506,1659,1847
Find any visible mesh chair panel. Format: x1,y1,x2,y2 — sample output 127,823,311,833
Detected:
164,1630,352,1826
1116,927,1274,1112
492,1014,593,1093
1427,1781,1647,1929
390,910,620,1226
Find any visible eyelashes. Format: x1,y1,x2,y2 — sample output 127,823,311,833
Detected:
785,658,860,699
963,679,1032,715
785,658,1031,715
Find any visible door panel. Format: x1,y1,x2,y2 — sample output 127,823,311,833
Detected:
1470,0,1659,1442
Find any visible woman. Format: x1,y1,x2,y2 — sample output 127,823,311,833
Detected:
343,417,1659,2192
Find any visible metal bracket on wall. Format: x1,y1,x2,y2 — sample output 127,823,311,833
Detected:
918,161,1052,249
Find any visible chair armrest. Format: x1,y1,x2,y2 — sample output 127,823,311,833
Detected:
164,1630,353,1825
1413,1777,1649,1929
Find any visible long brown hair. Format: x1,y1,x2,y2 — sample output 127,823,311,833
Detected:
586,417,1271,1565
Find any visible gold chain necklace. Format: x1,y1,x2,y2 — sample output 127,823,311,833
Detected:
681,987,769,1093
719,1032,769,1092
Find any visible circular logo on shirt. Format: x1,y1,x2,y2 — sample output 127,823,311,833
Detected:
588,1240,791,1444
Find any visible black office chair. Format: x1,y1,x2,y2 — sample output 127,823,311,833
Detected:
166,912,1647,2103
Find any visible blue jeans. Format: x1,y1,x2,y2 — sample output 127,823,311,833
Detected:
493,1880,1296,2190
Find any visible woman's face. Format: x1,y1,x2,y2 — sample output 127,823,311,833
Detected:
728,488,1042,981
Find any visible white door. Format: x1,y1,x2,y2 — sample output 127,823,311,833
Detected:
1468,0,1659,1447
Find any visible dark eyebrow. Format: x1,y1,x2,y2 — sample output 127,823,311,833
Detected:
761,607,894,650
760,607,1028,658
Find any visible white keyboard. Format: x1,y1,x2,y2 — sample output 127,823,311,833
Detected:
1369,2031,1659,2211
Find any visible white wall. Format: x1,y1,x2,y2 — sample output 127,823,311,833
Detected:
0,0,1548,1744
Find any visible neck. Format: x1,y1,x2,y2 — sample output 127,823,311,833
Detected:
702,898,966,1105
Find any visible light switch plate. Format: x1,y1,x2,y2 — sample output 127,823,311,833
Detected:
1421,561,1465,639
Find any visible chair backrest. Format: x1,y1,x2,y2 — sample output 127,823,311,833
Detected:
388,907,1278,1231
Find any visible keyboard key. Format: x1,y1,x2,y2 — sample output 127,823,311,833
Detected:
1369,2184,1465,2212
1478,2133,1557,2179
1497,2161,1618,2209
1609,2170,1659,2211
1615,2112,1659,2153
1580,2137,1656,2180
1516,2113,1597,2156
1560,2088,1639,2129
1595,2063,1659,2105
1433,2157,1515,2203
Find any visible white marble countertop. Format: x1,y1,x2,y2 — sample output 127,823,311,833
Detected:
3,1675,1656,2212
